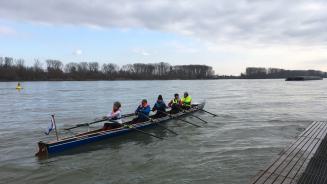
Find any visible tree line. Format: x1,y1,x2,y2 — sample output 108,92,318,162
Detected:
242,67,327,79
0,57,215,81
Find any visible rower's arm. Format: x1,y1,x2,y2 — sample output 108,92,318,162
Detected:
135,106,141,114
143,106,151,114
107,110,121,118
168,100,172,107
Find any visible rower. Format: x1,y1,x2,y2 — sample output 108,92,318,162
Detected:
152,95,167,118
130,99,151,124
168,93,182,114
181,92,192,110
102,101,123,130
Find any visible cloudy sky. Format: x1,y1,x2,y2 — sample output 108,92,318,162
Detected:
1,0,327,75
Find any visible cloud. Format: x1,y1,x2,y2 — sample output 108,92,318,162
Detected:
2,0,327,74
1,0,327,46
73,49,83,56
132,48,150,56
0,25,16,36
166,41,199,53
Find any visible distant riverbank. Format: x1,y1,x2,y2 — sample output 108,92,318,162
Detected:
2,56,327,81
0,57,215,81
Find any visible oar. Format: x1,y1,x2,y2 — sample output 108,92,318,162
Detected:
178,107,209,124
142,113,178,135
64,119,106,130
200,109,218,117
94,113,136,121
189,114,208,124
64,113,135,131
124,124,164,140
151,119,178,135
176,117,202,127
158,110,202,128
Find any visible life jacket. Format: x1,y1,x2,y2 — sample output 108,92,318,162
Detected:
181,96,192,107
172,98,179,105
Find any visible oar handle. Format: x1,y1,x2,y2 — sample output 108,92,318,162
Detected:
121,113,137,118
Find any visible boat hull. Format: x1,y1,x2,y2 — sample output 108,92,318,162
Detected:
36,102,205,157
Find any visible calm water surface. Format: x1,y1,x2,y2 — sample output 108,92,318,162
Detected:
0,80,327,184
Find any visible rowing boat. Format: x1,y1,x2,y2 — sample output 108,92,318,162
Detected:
35,102,205,157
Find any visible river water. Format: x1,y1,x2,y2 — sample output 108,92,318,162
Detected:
0,80,326,184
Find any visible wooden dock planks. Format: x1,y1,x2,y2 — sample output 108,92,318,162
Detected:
250,121,327,184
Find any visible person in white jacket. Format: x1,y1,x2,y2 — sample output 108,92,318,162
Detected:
102,101,122,130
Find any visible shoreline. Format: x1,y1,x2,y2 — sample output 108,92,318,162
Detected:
0,78,318,82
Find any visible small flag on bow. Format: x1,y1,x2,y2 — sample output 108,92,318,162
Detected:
45,115,55,135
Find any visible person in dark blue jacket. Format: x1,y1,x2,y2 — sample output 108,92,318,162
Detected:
131,99,151,124
152,95,167,118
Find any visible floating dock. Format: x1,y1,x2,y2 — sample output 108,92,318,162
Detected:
285,76,323,81
250,121,327,184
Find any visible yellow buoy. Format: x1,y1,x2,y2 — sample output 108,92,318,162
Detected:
16,82,23,90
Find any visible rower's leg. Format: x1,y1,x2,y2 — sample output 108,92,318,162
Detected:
102,123,111,130
127,117,141,125
111,122,123,129
170,108,178,114
159,112,167,118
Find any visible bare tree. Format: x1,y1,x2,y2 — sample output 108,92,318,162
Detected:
33,59,43,72
77,62,88,73
88,62,99,73
0,57,4,67
46,59,64,79
15,59,25,68
65,62,78,73
4,57,13,67
46,59,63,71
